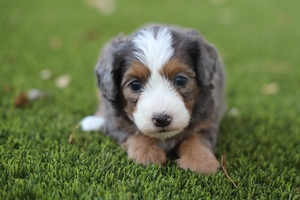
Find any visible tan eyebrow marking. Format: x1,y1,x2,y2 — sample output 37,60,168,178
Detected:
160,59,196,81
122,61,151,86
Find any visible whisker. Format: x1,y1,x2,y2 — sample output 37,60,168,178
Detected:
189,113,195,124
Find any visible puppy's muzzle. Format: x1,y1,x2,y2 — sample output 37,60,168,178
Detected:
152,113,172,127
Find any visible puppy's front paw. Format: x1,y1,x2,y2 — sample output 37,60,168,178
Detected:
127,144,167,166
176,150,220,174
122,134,166,166
176,134,220,174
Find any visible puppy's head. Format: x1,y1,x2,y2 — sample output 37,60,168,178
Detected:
96,26,218,139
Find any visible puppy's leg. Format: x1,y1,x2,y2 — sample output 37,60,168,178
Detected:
80,92,106,132
122,134,167,166
95,91,106,117
176,133,220,174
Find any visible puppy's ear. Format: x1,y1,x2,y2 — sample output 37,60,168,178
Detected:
198,43,218,86
95,36,128,101
186,30,218,86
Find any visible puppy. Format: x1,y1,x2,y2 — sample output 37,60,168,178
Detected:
81,25,226,174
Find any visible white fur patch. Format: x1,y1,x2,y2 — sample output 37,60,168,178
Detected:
132,27,174,71
80,116,105,132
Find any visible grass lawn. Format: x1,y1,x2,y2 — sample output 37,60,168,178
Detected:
1,0,300,199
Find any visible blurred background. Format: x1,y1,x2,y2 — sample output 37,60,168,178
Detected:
1,0,300,198
1,0,300,151
1,0,300,167
1,0,300,111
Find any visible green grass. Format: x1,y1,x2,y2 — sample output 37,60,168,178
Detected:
1,0,300,199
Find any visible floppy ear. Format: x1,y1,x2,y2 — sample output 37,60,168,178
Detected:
95,36,128,101
185,30,218,87
198,43,218,86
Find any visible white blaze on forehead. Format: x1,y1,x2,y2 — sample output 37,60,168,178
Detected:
132,27,174,71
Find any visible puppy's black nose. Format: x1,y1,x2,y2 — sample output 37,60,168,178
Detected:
152,114,172,127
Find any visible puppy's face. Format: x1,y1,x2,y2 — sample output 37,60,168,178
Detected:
121,28,200,139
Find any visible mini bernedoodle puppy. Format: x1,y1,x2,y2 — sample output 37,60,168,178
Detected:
81,24,225,174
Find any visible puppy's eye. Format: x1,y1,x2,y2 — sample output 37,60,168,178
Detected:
174,76,187,87
130,80,142,91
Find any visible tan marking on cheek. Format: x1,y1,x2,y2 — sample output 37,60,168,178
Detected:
183,81,199,113
122,87,138,119
176,133,220,174
121,134,167,166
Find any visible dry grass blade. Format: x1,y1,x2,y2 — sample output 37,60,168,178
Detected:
14,92,29,108
2,85,13,93
68,125,79,144
221,154,238,189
